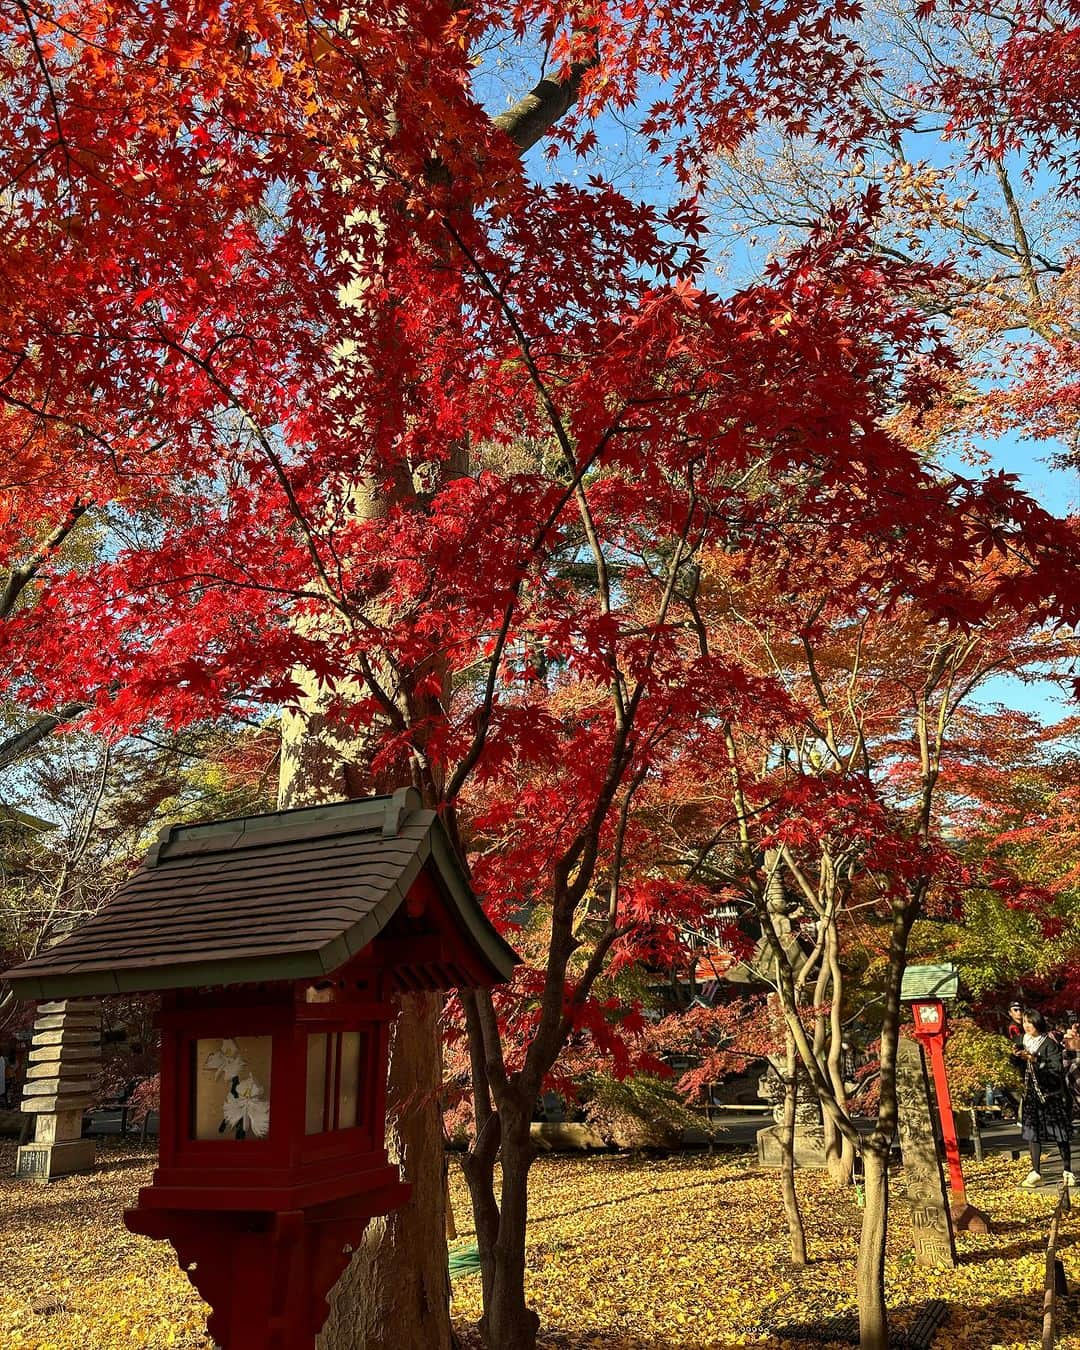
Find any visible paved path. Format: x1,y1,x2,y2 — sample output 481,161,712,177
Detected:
80,1106,1076,1198
86,1108,157,1138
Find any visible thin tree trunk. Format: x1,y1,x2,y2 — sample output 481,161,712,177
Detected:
857,1144,890,1350
445,1156,457,1241
477,1108,540,1350
825,926,855,1187
782,1033,808,1266
856,899,916,1350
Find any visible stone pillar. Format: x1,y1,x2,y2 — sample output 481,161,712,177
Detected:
756,1048,828,1169
16,999,101,1181
896,1034,957,1268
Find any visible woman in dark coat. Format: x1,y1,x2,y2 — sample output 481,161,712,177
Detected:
1016,1010,1074,1187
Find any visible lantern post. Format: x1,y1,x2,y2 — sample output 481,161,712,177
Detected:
902,964,991,1235
3,791,519,1350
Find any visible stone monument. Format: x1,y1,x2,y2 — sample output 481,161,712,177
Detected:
896,1033,957,1268
16,999,100,1180
756,1056,829,1168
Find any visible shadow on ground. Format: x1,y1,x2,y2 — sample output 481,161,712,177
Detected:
455,1289,1080,1349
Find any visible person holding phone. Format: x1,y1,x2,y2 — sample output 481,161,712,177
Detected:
1016,1009,1074,1188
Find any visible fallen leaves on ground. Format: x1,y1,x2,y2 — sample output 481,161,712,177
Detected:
2,1139,1079,1348
448,1151,1079,1349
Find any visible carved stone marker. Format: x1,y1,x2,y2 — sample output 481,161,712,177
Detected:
756,1045,829,1170
16,999,100,1181
756,1122,829,1169
896,1033,957,1269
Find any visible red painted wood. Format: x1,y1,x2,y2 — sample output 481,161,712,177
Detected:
130,869,496,1347
125,1183,410,1349
912,1001,967,1197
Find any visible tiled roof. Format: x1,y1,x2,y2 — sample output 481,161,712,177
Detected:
3,790,516,998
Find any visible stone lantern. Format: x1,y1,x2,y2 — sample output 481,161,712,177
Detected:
3,790,517,1350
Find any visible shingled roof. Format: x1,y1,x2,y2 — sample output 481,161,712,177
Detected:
3,789,517,999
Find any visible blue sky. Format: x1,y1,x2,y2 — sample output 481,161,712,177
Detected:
960,434,1078,722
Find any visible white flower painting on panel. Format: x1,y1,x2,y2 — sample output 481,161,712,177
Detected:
204,1039,245,1082
221,1071,270,1139
202,1038,271,1140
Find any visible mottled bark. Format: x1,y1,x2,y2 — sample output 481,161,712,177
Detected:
856,901,916,1350
0,701,88,772
857,1146,890,1350
781,1034,808,1266
317,992,451,1350
456,1086,541,1350
280,709,451,1350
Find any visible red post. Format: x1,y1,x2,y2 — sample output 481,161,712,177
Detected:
911,998,991,1234
925,1032,966,1194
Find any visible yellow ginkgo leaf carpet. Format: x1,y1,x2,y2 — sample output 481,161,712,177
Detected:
1,1140,1077,1348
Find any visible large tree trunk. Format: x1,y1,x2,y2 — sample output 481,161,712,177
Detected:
318,992,452,1350
280,714,452,1350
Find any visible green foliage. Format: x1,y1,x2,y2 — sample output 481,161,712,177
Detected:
943,1016,1020,1105
584,1073,703,1149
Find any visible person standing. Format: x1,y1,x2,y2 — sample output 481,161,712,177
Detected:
1016,1009,1075,1188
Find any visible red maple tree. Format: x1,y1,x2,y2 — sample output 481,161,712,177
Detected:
2,4,1079,1349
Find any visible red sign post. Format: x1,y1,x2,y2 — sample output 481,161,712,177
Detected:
910,998,991,1234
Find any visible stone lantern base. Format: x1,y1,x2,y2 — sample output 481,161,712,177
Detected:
16,1111,96,1180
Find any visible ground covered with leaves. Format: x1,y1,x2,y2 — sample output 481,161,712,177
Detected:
3,1139,1080,1348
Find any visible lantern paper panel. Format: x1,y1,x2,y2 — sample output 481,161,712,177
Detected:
193,1037,272,1141
305,1030,366,1134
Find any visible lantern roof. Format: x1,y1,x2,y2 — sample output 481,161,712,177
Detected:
3,790,517,999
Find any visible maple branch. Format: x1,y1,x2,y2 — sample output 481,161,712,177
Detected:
472,986,511,1102
35,741,111,956
556,763,649,1048
151,328,340,607
492,50,598,154
14,0,73,186
619,470,701,737
724,723,755,869
843,617,870,775
993,159,1042,307
569,484,626,727
0,701,89,772
460,988,504,1129
1,498,88,618
779,845,823,916
755,858,860,1150
438,226,629,802
557,474,704,911
800,608,845,771
523,497,701,1090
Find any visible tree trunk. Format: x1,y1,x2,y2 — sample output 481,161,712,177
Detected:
856,898,916,1350
280,717,451,1350
781,1034,808,1266
475,1109,540,1350
856,1143,890,1350
825,929,855,1188
318,992,452,1350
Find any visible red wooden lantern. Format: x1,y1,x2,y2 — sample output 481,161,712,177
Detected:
3,791,517,1350
912,998,946,1037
